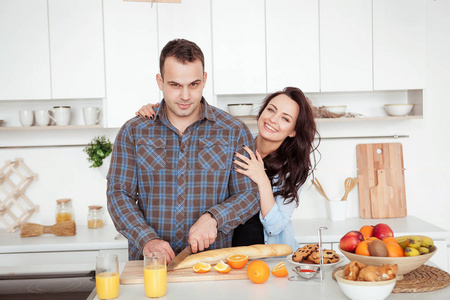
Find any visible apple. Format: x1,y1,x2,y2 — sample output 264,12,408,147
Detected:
372,223,394,240
340,231,364,253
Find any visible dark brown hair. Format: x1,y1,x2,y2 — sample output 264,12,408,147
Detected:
159,39,204,77
258,87,320,206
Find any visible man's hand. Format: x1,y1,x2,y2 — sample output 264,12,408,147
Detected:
143,239,176,264
188,213,218,253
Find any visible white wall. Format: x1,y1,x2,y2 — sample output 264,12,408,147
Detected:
0,1,449,243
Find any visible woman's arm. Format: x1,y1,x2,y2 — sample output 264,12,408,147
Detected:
233,146,275,218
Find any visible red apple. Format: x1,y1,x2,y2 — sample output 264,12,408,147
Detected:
340,231,364,253
372,223,394,240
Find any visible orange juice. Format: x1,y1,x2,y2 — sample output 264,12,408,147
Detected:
144,265,167,297
96,272,119,299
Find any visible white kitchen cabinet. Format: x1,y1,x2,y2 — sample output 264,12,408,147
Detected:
265,0,320,93
373,0,426,90
319,0,372,92
211,0,266,95
103,0,159,128
157,0,214,105
48,0,105,99
0,0,51,100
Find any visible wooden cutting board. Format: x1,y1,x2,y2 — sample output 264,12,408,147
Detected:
356,143,407,219
120,260,249,284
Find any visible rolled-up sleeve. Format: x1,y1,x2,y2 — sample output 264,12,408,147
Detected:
259,191,298,236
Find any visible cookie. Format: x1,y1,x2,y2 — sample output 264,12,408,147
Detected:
292,244,318,262
309,249,336,260
308,253,340,264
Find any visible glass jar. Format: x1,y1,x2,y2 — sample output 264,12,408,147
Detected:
56,198,74,223
87,205,104,229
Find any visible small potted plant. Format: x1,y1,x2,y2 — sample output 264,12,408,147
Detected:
84,136,112,168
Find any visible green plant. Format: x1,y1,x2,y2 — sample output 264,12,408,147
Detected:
84,136,112,168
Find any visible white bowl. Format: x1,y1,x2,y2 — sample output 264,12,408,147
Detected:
227,104,253,116
384,104,413,116
324,105,347,114
335,270,397,300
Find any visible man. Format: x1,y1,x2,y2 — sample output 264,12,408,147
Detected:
107,39,259,263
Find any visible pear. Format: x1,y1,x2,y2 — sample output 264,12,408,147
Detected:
419,247,430,255
395,236,409,250
406,236,422,249
405,247,420,256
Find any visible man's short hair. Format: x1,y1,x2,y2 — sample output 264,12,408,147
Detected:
159,39,205,77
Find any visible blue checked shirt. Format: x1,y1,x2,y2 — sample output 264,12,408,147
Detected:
107,98,260,260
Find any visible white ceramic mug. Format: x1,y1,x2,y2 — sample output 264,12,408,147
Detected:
48,106,71,126
35,109,51,126
19,110,34,126
83,107,101,125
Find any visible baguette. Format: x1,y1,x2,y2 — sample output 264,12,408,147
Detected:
174,244,293,270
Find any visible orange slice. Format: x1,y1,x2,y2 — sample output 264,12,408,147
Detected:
214,260,231,274
226,254,249,269
193,262,211,273
271,261,288,277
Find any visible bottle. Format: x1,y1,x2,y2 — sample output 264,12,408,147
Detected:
87,205,104,229
56,198,74,223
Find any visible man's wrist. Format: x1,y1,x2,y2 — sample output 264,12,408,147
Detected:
203,211,218,228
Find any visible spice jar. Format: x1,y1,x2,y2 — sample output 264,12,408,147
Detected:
56,198,74,223
87,205,104,229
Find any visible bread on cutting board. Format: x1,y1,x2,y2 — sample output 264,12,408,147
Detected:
174,244,292,270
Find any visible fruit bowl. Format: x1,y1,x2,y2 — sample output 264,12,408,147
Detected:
339,245,437,276
335,269,397,300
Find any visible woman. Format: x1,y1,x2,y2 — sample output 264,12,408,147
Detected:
136,87,319,250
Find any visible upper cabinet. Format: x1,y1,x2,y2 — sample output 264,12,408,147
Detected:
266,0,320,93
48,0,105,99
103,0,159,128
0,0,51,100
373,0,426,90
319,0,373,92
211,0,266,95
158,0,214,104
0,0,105,101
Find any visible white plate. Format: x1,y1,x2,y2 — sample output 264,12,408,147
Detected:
286,254,341,267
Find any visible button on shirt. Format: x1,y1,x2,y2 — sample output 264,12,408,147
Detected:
107,99,259,260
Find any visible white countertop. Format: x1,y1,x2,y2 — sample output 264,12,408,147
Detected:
292,216,449,243
0,225,127,254
88,259,450,300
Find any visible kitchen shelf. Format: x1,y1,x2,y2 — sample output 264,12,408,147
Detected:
0,125,103,131
237,115,422,125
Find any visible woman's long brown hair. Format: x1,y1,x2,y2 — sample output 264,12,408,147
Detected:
258,87,320,206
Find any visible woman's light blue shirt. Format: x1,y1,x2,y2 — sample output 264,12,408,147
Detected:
259,182,301,251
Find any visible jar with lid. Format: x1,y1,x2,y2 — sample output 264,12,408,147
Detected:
87,205,104,229
56,198,74,223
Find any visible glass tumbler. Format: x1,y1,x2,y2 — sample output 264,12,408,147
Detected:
96,254,119,300
144,252,167,298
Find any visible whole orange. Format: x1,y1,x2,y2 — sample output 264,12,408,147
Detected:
386,243,405,257
359,225,374,240
382,237,399,245
246,260,270,284
354,240,371,256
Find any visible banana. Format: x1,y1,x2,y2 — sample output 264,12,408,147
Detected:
406,236,422,249
419,236,434,248
405,247,420,256
419,247,430,255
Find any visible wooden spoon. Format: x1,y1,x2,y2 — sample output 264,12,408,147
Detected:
342,177,358,201
311,178,330,201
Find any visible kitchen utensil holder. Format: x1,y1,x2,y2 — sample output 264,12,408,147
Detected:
0,158,38,232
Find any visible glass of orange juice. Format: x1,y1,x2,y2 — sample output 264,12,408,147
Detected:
96,254,119,299
144,252,167,298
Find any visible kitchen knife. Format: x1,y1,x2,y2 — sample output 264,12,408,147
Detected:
167,246,192,272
